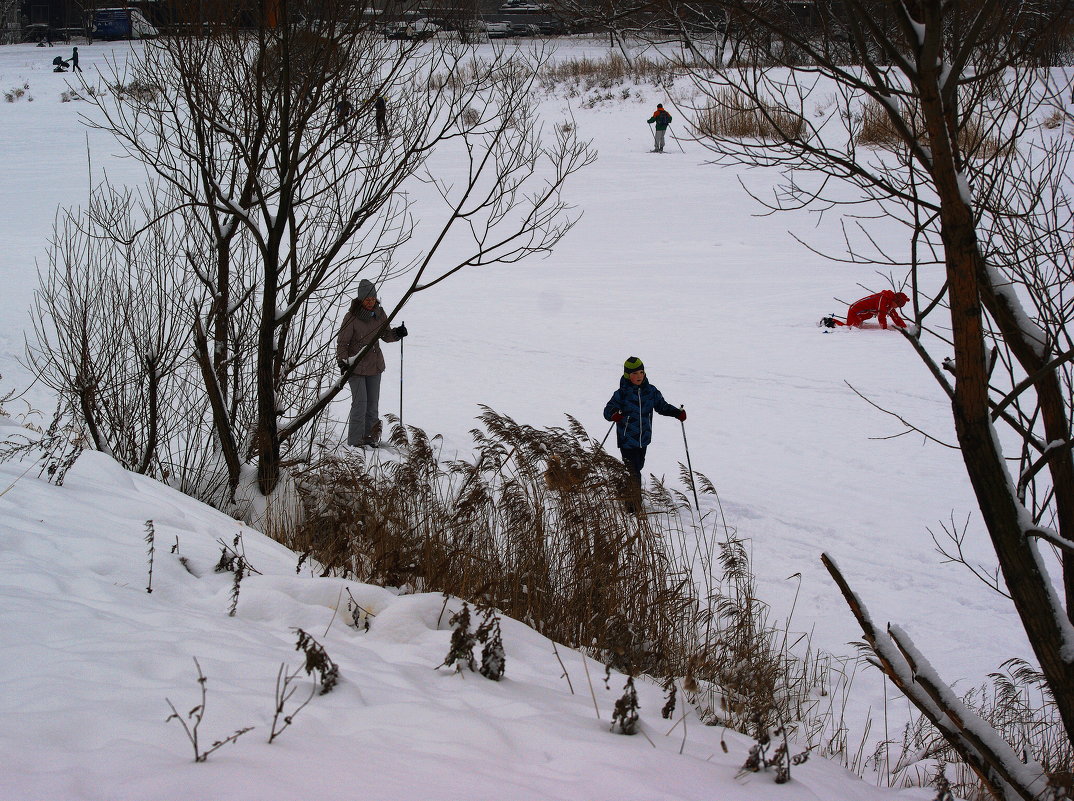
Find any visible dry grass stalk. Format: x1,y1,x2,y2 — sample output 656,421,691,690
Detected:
855,99,1006,158
287,409,829,737
887,658,1073,800
538,53,691,91
695,88,805,141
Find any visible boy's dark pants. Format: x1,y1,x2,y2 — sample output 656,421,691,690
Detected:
620,446,646,485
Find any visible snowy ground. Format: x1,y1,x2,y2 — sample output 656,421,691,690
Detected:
0,37,1054,799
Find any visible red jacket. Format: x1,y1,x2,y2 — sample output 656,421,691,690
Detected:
845,290,908,329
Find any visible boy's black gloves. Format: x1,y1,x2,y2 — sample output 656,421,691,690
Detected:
338,361,348,375
394,324,408,338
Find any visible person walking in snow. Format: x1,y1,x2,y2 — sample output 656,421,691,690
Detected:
373,94,388,137
336,279,408,448
603,357,686,505
335,97,353,128
71,46,82,73
824,290,910,330
647,103,672,152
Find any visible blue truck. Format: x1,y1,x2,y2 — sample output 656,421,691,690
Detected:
91,8,159,40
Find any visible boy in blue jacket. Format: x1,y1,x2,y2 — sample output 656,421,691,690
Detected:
603,357,686,498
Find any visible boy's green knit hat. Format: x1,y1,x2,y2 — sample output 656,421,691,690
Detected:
623,356,645,377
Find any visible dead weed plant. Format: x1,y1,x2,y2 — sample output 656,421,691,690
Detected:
855,99,1006,159
538,53,688,91
286,408,830,738
695,88,805,141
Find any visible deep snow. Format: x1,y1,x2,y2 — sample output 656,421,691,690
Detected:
0,36,1054,799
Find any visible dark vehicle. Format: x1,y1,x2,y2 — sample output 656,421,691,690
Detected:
91,8,158,40
383,21,410,38
22,23,68,43
538,19,567,35
509,22,540,35
483,20,511,37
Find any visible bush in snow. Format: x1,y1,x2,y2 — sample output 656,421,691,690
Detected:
288,411,832,741
477,606,506,681
3,83,28,102
439,601,477,673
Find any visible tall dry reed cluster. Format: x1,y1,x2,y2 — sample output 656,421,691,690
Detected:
888,657,1072,800
538,53,686,92
855,99,1004,158
286,408,829,738
695,87,805,141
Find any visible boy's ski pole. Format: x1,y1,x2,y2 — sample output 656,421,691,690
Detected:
600,415,628,448
399,322,404,427
647,122,657,151
679,406,700,513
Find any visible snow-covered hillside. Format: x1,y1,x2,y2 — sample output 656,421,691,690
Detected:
0,36,1053,799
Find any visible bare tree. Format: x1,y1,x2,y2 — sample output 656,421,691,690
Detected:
647,0,1074,796
29,182,193,477
34,0,593,508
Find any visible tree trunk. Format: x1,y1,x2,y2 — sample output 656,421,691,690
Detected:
917,11,1074,742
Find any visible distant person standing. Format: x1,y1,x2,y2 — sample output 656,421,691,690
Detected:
374,94,388,137
647,103,672,152
335,97,353,128
71,46,82,73
336,279,408,448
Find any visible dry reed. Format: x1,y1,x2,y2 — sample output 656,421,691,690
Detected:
855,98,1006,159
286,408,830,738
695,88,805,141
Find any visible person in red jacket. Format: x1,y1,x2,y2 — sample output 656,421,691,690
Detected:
824,290,910,329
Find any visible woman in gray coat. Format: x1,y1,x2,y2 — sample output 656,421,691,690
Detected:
336,280,408,447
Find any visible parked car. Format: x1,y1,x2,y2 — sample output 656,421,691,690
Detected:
483,21,511,37
21,23,69,43
537,19,567,35
383,21,411,39
408,18,441,40
509,22,540,36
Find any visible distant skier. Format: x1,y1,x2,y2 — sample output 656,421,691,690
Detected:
71,46,82,73
647,103,672,152
822,290,910,329
603,357,686,509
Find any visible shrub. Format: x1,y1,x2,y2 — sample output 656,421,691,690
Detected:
287,410,831,736
695,88,805,141
4,84,29,102
854,98,1006,159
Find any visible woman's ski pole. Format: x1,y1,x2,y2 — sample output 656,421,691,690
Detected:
679,406,701,513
